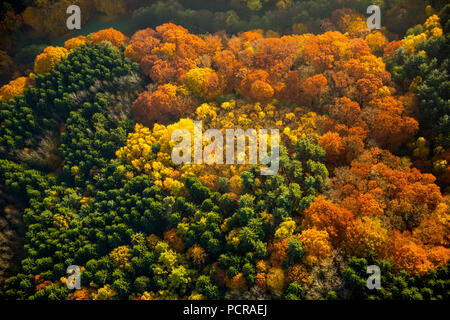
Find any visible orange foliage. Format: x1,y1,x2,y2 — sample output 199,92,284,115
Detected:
34,275,52,291
213,49,242,92
125,24,417,159
268,238,289,267
250,80,274,102
383,41,402,57
90,28,128,47
124,28,160,63
93,0,126,18
228,273,248,292
185,67,222,100
287,264,310,285
266,267,285,296
255,273,267,293
413,203,450,247
302,197,354,246
319,131,346,164
366,97,419,151
68,288,94,300
164,229,185,252
131,84,197,127
329,97,362,127
302,74,328,98
382,231,433,274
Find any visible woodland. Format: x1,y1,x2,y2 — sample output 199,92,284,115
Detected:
0,0,449,300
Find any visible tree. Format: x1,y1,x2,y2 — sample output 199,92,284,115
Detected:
285,238,305,266
1,14,449,301
284,281,304,300
250,80,274,103
185,68,222,101
329,97,362,127
301,74,328,106
187,245,207,266
22,0,92,38
0,76,28,100
168,265,191,295
365,32,388,55
266,267,285,297
303,197,354,246
131,84,197,127
298,228,331,266
196,275,219,299
89,28,128,48
34,46,68,74
64,36,88,51
318,131,346,165
366,97,419,151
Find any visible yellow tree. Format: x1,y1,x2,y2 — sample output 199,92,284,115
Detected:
34,46,69,74
0,77,28,100
185,68,223,101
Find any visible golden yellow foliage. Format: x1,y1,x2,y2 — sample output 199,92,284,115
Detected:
0,76,28,101
365,32,388,55
274,218,296,242
344,217,387,256
298,228,332,266
266,267,285,296
141,291,157,300
187,245,207,265
53,213,70,229
90,28,128,47
34,46,69,75
64,36,88,50
185,67,222,100
92,284,117,300
109,246,132,269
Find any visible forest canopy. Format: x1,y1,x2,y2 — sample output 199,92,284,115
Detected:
0,1,449,300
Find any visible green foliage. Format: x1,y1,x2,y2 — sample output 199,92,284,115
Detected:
0,2,448,301
284,281,304,300
285,238,305,267
343,257,450,300
196,275,220,299
386,13,450,148
0,42,140,159
0,159,53,202
59,94,133,189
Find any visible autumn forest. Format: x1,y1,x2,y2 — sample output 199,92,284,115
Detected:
0,0,449,300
